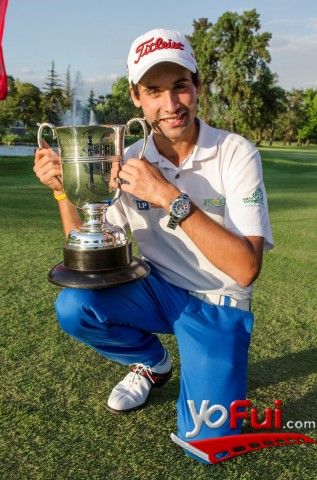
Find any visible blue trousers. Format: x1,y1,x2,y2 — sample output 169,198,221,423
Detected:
55,264,254,455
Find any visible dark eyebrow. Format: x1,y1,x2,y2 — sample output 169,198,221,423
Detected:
143,85,159,90
174,77,190,84
143,77,190,90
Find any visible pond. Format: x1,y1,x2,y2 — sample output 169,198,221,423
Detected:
0,145,37,156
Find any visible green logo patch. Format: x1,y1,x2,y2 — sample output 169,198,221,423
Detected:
203,195,226,211
243,188,264,206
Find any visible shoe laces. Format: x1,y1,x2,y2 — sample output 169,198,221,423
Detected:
129,363,155,384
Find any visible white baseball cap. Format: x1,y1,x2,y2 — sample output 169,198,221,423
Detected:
127,28,197,84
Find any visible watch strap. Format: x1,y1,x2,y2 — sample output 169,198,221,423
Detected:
167,215,180,230
167,192,191,230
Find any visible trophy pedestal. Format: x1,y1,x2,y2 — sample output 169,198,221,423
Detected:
48,225,151,289
48,256,150,289
63,241,133,271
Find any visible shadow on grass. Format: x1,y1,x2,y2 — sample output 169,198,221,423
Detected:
248,348,317,421
248,347,317,389
280,389,317,427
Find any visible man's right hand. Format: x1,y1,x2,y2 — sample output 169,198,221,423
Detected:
33,139,83,237
33,140,63,194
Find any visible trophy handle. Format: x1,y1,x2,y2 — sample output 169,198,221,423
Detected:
37,122,57,148
37,122,63,185
126,118,148,159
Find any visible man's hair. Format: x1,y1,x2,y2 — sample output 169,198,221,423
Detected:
131,71,200,99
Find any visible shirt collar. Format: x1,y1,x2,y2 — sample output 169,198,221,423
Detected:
144,117,218,169
192,118,219,160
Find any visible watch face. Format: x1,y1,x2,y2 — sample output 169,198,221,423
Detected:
173,198,191,218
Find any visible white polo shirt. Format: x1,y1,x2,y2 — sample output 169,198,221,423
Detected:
108,118,274,300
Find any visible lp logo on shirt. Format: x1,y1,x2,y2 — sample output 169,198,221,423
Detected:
136,200,150,210
136,200,162,210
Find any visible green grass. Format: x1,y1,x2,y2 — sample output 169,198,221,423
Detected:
0,147,316,480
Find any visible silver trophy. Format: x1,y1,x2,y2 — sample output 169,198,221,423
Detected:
37,120,150,288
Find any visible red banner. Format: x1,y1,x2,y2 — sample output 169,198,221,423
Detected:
0,0,8,100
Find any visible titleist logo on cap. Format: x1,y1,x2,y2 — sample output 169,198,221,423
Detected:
134,37,185,64
127,29,197,84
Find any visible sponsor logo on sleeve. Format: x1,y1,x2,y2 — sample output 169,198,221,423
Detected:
243,188,264,207
203,195,226,211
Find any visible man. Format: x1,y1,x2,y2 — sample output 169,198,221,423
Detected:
34,28,273,462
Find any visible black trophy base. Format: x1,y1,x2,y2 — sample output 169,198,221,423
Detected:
48,257,151,289
63,242,133,271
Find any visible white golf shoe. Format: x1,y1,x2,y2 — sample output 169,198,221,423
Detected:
106,349,172,413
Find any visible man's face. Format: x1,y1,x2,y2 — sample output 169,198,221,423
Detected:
130,62,201,144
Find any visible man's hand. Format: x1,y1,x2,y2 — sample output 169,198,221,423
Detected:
33,139,82,237
33,140,63,194
118,158,180,211
109,160,122,191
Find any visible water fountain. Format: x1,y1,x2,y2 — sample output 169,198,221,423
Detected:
61,71,91,126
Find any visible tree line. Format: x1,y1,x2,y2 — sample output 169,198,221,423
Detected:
1,9,316,146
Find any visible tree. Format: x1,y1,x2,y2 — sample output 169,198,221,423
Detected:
95,95,107,124
298,89,317,144
85,88,98,124
7,75,17,96
0,76,17,126
87,88,97,111
275,89,307,144
187,18,215,124
103,76,141,124
188,10,274,134
13,81,42,127
242,68,287,145
41,61,64,124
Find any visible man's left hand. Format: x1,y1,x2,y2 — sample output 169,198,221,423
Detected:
118,158,180,211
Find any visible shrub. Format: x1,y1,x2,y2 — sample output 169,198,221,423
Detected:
1,133,20,145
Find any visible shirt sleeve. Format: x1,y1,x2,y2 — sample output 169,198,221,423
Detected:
223,139,274,251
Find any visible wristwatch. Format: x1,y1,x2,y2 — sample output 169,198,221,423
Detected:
167,192,192,230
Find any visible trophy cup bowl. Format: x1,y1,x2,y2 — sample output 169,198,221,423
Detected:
37,119,150,288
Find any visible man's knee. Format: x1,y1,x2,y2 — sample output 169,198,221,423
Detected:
55,288,95,337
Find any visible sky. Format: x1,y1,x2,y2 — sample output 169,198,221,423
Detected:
3,0,317,99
